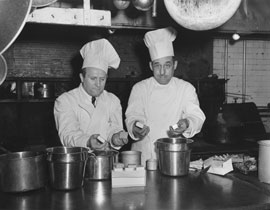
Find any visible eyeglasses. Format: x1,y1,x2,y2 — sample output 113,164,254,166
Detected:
152,62,173,71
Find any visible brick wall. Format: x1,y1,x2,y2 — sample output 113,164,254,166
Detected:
213,38,270,107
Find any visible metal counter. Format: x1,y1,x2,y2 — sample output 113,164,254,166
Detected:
0,171,270,210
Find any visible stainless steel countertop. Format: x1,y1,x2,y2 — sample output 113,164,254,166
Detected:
0,170,270,210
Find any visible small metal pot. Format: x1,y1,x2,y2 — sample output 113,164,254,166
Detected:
156,138,193,176
0,151,47,192
120,150,141,167
85,150,118,180
34,82,55,99
46,146,88,190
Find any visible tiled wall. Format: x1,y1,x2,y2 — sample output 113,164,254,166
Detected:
213,38,270,107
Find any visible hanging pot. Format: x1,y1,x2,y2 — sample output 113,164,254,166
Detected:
113,0,131,10
132,0,154,11
164,0,242,31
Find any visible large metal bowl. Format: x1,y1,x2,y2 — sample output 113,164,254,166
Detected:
0,55,7,86
0,0,32,54
164,0,242,31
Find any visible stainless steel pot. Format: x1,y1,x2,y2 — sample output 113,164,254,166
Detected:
34,82,55,99
0,151,47,192
156,138,193,176
85,150,118,180
46,147,88,190
120,150,141,167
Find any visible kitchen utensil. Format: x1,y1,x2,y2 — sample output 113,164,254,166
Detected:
164,0,241,31
120,150,141,167
113,0,131,10
0,55,7,86
85,150,118,180
156,137,193,176
34,82,55,98
258,140,270,183
0,0,32,54
46,146,88,190
0,150,47,192
146,158,157,171
132,0,154,11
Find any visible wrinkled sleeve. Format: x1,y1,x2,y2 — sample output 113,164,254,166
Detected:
181,85,206,138
125,84,147,140
107,95,124,150
54,94,90,147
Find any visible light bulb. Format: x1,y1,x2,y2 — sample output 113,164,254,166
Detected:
232,33,240,41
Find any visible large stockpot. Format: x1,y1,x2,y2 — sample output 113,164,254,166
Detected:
85,150,118,180
156,138,193,176
0,151,47,192
46,147,88,190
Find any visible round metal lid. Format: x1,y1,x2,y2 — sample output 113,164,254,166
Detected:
164,0,242,31
0,55,7,86
0,0,32,55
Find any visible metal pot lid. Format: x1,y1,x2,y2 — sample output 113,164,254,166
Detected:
164,0,242,31
0,55,7,86
0,0,32,55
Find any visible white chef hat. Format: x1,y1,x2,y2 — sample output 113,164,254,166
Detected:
80,38,120,73
144,27,177,61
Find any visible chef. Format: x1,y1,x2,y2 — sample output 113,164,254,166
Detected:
125,27,206,165
54,38,128,150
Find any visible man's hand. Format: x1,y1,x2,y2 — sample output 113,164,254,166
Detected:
132,121,150,139
111,131,129,147
168,118,189,137
87,134,108,150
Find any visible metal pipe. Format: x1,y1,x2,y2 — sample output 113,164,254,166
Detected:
242,40,247,103
152,0,157,17
224,39,229,103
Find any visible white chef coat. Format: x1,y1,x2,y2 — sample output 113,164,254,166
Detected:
54,84,123,148
125,77,206,165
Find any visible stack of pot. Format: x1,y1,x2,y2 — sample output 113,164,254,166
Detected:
46,147,88,190
85,150,118,180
